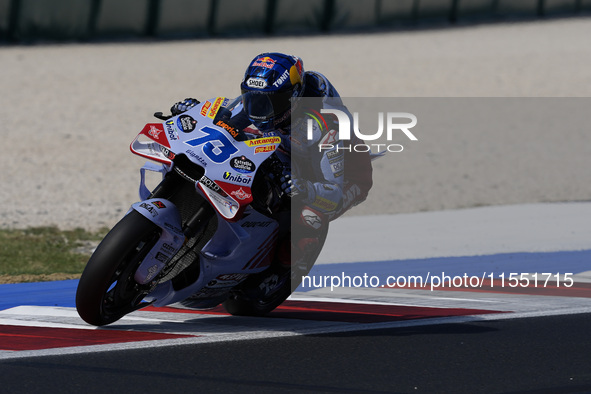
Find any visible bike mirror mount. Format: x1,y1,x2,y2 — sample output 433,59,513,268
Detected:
154,112,173,121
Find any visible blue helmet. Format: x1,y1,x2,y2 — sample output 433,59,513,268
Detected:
240,52,304,132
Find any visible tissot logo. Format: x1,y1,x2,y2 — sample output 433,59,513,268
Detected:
307,109,418,153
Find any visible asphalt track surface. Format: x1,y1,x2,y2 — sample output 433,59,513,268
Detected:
1,314,590,393
1,203,590,393
2,18,591,393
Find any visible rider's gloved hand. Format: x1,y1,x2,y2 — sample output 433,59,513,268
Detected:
278,171,315,203
290,178,315,204
171,98,200,116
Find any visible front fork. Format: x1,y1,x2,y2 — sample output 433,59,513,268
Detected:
131,198,185,284
131,162,215,285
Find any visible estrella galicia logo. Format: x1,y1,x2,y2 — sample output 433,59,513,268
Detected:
230,156,256,174
177,115,197,133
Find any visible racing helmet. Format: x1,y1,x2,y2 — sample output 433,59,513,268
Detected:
240,52,304,132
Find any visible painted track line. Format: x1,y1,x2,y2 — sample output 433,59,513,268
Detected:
0,203,589,360
3,302,591,361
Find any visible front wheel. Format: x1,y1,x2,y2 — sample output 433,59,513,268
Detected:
75,210,161,326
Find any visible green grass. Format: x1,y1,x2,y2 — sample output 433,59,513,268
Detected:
0,227,108,282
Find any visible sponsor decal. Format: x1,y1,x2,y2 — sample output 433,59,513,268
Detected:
230,156,255,173
326,150,342,160
215,120,240,139
163,222,182,234
222,172,252,185
148,125,163,139
200,101,212,116
144,264,160,282
160,146,175,160
301,208,322,230
294,58,303,75
245,136,282,147
146,143,159,156
290,64,303,86
165,120,178,140
320,129,338,146
254,145,276,154
206,190,239,215
199,175,228,196
273,69,290,88
330,161,343,173
161,243,176,254
246,78,267,89
207,97,226,119
155,252,168,263
177,115,197,133
139,202,158,217
142,123,170,148
311,196,339,212
152,201,166,209
252,56,276,69
230,187,251,201
186,149,208,167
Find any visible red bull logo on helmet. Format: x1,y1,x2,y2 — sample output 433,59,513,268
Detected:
294,58,303,75
291,58,303,85
252,56,275,69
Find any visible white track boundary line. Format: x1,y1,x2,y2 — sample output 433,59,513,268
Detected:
2,305,590,361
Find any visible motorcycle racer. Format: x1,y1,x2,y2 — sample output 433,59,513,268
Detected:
168,52,373,271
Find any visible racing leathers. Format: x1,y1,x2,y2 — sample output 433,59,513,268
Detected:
237,71,373,270
169,71,373,270
227,71,372,220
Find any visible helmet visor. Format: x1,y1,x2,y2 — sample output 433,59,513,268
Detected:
241,89,294,124
242,91,274,122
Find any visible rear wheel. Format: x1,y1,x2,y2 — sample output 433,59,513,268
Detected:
223,225,328,317
75,211,161,326
222,267,292,317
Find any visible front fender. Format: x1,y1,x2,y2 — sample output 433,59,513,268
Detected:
130,198,185,284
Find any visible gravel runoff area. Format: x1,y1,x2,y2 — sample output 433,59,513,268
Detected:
1,17,590,231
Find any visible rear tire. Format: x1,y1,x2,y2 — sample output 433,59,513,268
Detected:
75,211,161,326
223,225,328,317
222,270,292,317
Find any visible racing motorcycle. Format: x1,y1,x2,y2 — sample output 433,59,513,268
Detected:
75,97,324,326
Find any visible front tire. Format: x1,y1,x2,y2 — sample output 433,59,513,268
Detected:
75,211,161,326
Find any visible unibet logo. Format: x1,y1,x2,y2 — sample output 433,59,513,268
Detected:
223,172,252,185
